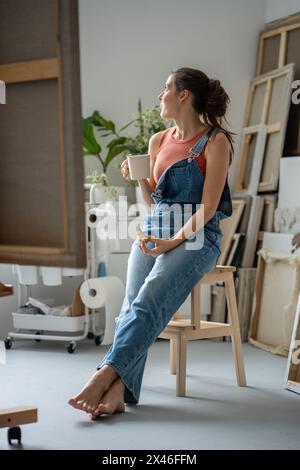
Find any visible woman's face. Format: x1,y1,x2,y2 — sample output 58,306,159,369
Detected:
158,74,181,120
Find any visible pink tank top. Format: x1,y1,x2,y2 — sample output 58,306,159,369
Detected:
148,126,209,191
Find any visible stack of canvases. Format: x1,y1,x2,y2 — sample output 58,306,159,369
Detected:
211,12,300,358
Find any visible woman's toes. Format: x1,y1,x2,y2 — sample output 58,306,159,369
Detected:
68,397,82,409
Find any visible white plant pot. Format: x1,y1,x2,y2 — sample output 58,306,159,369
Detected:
89,184,126,205
135,185,143,206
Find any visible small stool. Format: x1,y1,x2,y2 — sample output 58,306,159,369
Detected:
158,265,247,396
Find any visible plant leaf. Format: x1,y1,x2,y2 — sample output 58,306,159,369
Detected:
107,137,128,150
92,111,116,133
83,118,101,155
104,145,127,168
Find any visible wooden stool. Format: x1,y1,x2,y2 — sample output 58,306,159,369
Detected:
158,266,247,396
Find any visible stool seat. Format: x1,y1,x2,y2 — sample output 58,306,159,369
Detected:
159,265,247,396
215,265,236,272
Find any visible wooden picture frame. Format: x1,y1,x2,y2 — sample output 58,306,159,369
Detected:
241,196,264,267
260,194,277,232
242,64,294,192
226,233,245,267
285,292,300,395
256,11,300,156
0,0,86,268
219,199,245,265
234,124,267,195
249,249,300,356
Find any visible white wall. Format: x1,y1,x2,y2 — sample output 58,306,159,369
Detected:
266,0,300,22
78,0,267,189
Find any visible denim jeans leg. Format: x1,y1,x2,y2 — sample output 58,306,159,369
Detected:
99,236,220,403
98,239,156,403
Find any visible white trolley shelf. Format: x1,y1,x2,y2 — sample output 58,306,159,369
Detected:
5,202,105,354
5,283,103,354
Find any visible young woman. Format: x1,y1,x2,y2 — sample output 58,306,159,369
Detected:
68,67,233,419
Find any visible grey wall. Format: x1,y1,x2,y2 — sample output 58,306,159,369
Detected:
79,0,266,189
266,0,300,22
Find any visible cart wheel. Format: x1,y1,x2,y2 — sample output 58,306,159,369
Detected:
87,332,94,340
94,335,103,346
67,342,76,354
8,426,21,445
4,337,13,350
35,331,43,342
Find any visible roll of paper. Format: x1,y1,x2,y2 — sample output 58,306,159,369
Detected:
79,276,125,345
87,207,107,228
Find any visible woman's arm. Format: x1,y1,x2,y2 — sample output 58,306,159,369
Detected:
137,131,164,209
172,132,231,244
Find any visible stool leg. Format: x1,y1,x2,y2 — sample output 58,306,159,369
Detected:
225,274,247,387
176,333,187,397
170,339,176,374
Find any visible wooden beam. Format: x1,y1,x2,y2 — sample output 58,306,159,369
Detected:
0,407,37,428
278,30,287,67
0,58,59,84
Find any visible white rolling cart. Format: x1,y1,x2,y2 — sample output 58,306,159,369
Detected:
4,201,124,353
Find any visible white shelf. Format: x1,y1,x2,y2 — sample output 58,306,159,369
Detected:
12,312,92,333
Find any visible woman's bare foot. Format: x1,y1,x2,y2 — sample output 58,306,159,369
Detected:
68,365,118,414
90,378,125,420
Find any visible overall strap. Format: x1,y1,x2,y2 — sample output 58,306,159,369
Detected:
189,127,219,157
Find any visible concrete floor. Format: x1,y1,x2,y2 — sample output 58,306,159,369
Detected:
0,338,299,450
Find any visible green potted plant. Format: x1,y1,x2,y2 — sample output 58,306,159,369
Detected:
122,99,169,205
83,111,129,203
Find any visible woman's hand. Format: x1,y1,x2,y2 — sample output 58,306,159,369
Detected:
121,158,131,181
139,236,181,257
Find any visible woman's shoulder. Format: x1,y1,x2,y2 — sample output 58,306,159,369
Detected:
207,128,231,149
149,127,172,152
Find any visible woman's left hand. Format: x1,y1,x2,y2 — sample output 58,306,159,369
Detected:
139,236,181,257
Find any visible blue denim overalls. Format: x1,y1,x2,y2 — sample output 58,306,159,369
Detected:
98,127,232,403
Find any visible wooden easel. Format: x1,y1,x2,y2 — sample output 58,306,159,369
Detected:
0,282,37,445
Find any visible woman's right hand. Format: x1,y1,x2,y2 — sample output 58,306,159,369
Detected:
121,158,131,181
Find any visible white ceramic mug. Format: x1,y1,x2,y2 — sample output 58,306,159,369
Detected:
127,154,150,180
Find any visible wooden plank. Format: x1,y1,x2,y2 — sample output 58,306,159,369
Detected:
262,12,300,34
0,59,59,84
218,200,245,265
234,125,267,196
0,407,37,428
0,283,13,297
241,196,264,267
235,268,257,342
210,285,227,342
260,194,277,232
278,31,287,67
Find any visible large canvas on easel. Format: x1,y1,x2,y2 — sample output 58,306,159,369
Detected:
0,0,86,267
